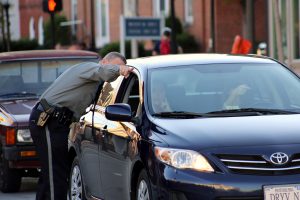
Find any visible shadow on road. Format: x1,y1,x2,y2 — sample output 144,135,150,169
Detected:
0,178,38,200
20,177,38,192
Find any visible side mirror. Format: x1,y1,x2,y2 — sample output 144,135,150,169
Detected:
105,103,132,122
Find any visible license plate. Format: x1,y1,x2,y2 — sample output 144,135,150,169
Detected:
264,184,300,200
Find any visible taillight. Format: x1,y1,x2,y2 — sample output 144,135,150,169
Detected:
4,127,16,145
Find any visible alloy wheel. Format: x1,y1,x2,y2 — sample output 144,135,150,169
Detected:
70,165,83,200
137,180,150,200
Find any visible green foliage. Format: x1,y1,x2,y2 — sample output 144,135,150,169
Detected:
99,41,146,59
44,14,71,48
11,39,41,50
165,15,183,35
165,15,199,53
177,32,199,53
0,39,43,52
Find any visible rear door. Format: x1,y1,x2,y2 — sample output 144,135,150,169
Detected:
79,119,103,198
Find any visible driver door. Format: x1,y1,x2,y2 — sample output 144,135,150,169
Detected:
98,74,142,200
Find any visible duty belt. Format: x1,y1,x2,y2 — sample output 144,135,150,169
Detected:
36,99,74,126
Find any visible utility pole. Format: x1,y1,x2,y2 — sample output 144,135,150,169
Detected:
90,0,96,51
131,0,138,58
50,12,56,49
0,3,7,51
273,0,283,62
170,0,177,54
3,1,10,51
243,0,254,53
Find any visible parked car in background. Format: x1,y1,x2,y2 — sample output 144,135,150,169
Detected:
0,50,99,192
69,54,300,200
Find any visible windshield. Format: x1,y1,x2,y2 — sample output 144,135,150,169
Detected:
148,63,300,115
0,59,96,100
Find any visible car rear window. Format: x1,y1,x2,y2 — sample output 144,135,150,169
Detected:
0,59,97,99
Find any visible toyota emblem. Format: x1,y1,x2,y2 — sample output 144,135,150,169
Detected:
270,152,289,165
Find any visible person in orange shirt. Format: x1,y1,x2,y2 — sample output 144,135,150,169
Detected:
231,35,252,54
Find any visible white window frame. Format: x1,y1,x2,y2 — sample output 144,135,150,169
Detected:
124,0,137,16
29,17,35,40
9,0,20,40
184,0,194,24
268,0,296,66
71,0,78,36
95,0,110,47
38,16,44,45
153,0,169,17
291,0,300,62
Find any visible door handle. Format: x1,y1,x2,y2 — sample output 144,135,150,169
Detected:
101,125,108,138
79,117,85,127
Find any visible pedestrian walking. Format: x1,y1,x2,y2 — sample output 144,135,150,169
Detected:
29,52,133,200
152,27,183,55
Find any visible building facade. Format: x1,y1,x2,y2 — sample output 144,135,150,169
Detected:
268,0,300,68
4,0,268,54
62,0,268,53
9,0,300,70
0,0,48,46
19,0,49,45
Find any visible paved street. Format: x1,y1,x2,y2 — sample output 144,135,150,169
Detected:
0,178,37,200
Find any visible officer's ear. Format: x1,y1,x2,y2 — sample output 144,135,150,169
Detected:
101,58,108,65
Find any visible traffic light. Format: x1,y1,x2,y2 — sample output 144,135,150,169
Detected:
43,0,63,13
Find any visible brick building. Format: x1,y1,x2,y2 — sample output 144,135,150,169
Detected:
3,0,49,45
3,0,268,53
4,0,300,69
60,0,268,54
19,0,49,45
5,0,269,56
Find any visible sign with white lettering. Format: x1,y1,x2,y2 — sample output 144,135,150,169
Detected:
124,18,162,39
120,16,164,57
264,184,300,200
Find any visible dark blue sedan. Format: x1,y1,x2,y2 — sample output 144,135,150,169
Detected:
68,54,300,200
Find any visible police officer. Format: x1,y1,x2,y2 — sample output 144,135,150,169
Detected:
29,52,133,200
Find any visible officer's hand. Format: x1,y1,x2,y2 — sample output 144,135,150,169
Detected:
119,65,134,78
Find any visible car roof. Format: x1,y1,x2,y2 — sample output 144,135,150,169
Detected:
0,50,100,63
127,54,278,70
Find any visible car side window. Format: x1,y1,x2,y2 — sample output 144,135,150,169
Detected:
98,76,123,107
121,75,140,116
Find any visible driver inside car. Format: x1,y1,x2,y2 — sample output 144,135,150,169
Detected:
151,81,172,113
223,84,251,109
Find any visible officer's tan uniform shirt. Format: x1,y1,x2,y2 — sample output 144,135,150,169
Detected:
40,62,120,119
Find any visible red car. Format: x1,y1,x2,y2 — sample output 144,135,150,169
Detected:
0,50,99,192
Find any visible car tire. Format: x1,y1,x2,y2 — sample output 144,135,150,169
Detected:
0,154,22,193
136,169,152,200
69,157,86,200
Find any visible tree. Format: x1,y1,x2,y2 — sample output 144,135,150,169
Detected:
165,15,183,35
44,14,71,48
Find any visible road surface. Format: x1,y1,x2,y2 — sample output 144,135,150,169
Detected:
0,178,37,200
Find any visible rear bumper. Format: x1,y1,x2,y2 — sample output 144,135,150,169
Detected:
3,145,40,169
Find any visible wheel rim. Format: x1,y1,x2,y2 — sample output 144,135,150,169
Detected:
70,165,83,200
137,180,150,200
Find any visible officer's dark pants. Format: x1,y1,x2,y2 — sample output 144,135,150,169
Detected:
29,107,70,200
